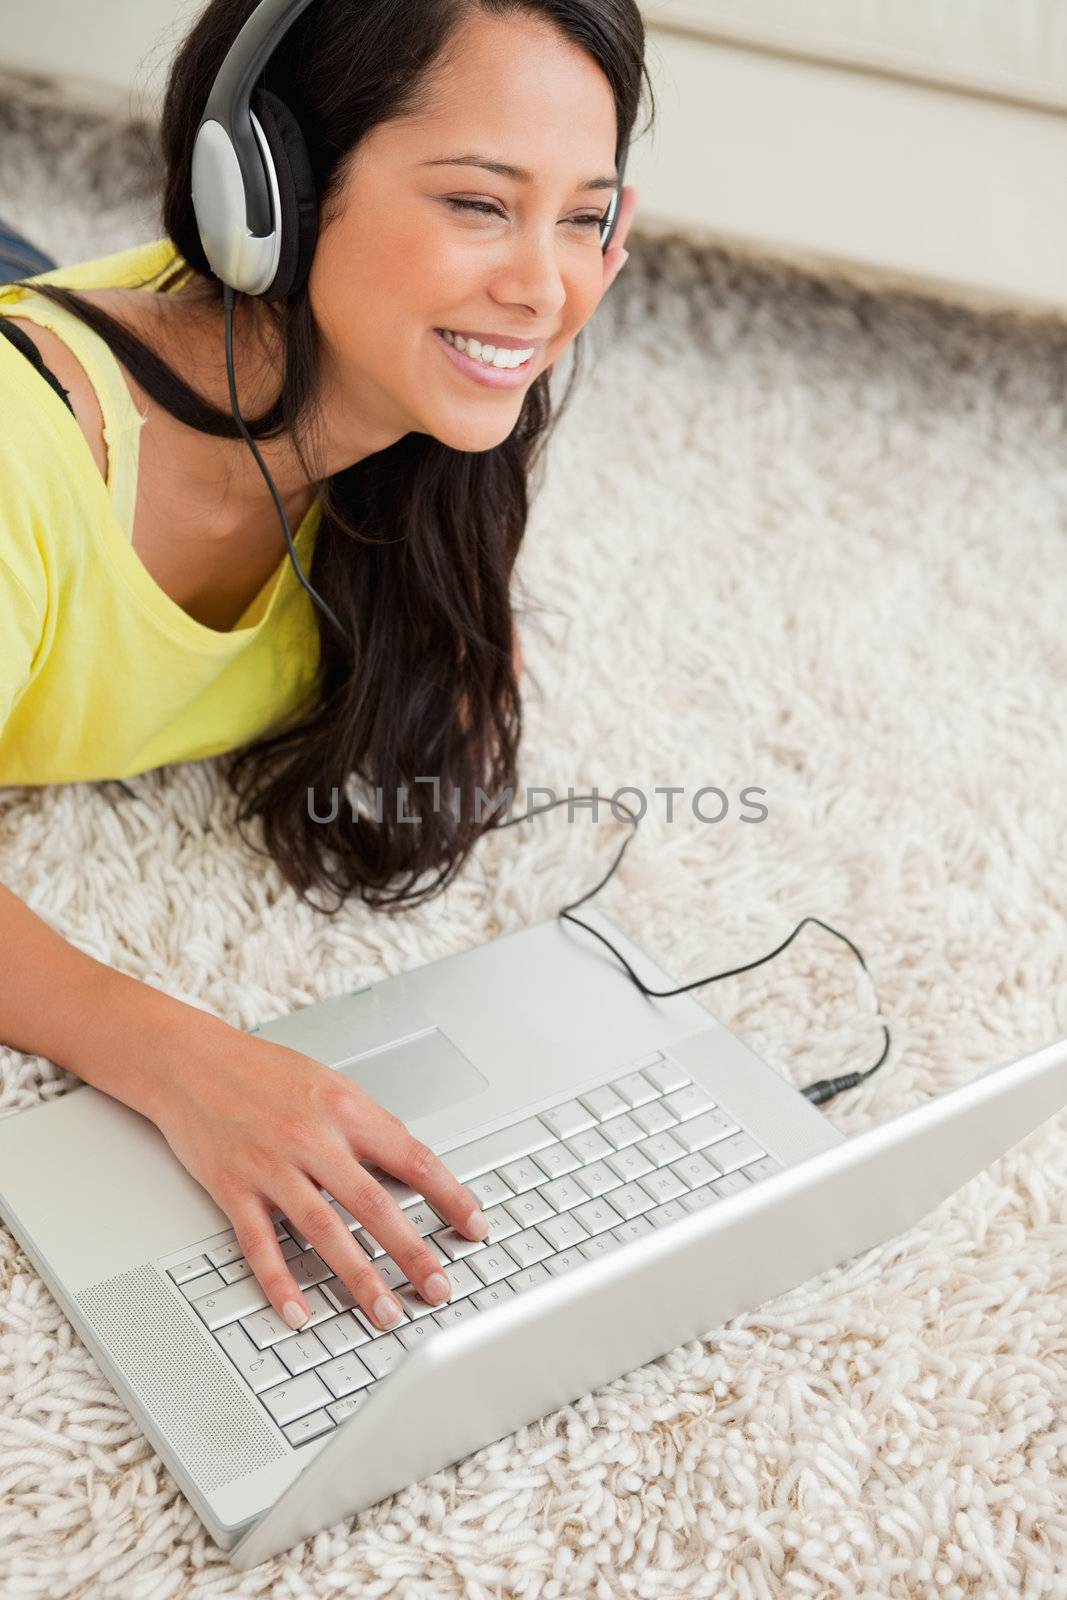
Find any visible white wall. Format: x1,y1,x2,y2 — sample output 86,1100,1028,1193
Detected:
3,3,1065,314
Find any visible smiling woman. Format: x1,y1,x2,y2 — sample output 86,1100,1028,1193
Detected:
0,0,651,1389
0,0,651,911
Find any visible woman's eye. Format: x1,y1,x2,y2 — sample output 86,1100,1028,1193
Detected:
445,198,605,230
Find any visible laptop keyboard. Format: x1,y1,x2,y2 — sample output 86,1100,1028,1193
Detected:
160,1050,782,1449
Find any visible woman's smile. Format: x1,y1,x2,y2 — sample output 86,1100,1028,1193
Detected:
432,326,538,390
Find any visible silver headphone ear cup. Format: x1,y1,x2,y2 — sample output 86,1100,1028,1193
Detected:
248,87,319,300
191,111,283,294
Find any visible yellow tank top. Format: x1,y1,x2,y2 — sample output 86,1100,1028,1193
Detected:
0,238,324,786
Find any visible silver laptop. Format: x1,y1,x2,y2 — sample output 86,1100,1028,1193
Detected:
1,905,1064,1569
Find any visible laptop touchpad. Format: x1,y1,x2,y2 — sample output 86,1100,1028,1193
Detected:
334,1027,490,1123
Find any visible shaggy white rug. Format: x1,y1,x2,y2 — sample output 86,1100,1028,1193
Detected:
2,70,1066,1600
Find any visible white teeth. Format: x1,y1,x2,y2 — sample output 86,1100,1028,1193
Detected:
439,329,534,369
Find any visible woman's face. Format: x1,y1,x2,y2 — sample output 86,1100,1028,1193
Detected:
307,9,620,457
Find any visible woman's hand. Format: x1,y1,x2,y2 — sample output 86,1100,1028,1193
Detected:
147,1018,490,1333
602,183,639,294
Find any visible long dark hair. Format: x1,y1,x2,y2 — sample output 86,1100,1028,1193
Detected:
15,0,652,914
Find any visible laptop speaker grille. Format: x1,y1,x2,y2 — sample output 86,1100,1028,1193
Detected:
76,1265,285,1492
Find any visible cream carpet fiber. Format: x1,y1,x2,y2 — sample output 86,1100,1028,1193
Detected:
1,70,1066,1599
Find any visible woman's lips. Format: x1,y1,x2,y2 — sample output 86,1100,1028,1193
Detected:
433,328,536,390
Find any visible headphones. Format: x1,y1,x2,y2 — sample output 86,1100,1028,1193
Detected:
191,0,629,300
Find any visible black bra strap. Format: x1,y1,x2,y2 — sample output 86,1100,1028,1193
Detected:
0,315,76,416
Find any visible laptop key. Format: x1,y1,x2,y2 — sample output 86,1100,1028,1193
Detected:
396,1316,445,1350
538,1098,596,1139
661,1083,715,1121
629,1100,678,1137
502,1227,554,1268
604,1146,654,1183
317,1312,370,1355
544,1249,585,1277
277,1329,331,1376
438,1116,556,1185
358,1334,405,1380
471,1281,517,1310
572,1160,619,1199
288,1249,334,1291
537,1174,588,1213
206,1240,245,1270
506,1264,552,1294
215,1323,289,1393
538,1212,590,1251
635,1130,689,1168
597,1113,646,1151
168,1255,212,1286
741,1155,783,1182
263,1371,332,1427
430,1226,486,1263
181,1270,226,1302
219,1259,254,1285
572,1196,625,1236
497,1155,548,1194
704,1130,765,1174
432,1297,480,1328
467,1246,517,1286
503,1189,554,1228
465,1171,515,1210
435,1257,483,1299
604,1182,655,1221
679,1184,720,1211
610,1216,655,1245
711,1170,750,1197
640,1058,688,1095
317,1351,375,1397
284,1409,335,1447
608,1072,660,1109
479,1203,520,1241
564,1127,614,1164
577,1085,629,1121
638,1168,688,1206
672,1109,742,1155
193,1276,269,1330
327,1393,370,1424
241,1306,303,1349
668,1151,719,1189
398,1201,444,1237
578,1232,623,1262
646,1198,689,1227
530,1142,582,1180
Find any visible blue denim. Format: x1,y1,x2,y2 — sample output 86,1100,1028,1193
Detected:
0,216,57,285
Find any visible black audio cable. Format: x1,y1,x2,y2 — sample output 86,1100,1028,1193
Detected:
222,284,347,642
215,298,887,1108
491,793,890,1108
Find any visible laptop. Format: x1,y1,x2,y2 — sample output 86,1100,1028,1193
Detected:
0,905,1064,1569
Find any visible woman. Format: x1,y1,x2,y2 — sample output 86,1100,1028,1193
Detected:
0,0,646,1342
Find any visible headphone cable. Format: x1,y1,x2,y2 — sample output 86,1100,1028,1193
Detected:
222,283,347,642
221,294,887,1107
491,793,890,1108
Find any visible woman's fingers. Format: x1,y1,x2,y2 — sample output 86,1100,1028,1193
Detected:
274,1175,422,1331
227,1193,324,1330
325,1134,492,1312
230,1182,405,1333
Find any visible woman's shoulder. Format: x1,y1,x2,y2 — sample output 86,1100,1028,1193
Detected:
0,313,109,486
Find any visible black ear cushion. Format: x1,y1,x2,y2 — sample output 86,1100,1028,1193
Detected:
249,87,319,300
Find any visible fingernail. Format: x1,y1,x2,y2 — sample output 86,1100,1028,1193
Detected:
282,1299,308,1330
620,248,630,266
465,1208,490,1240
423,1272,450,1304
373,1294,404,1329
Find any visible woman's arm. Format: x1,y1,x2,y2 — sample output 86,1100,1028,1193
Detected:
0,882,489,1333
0,881,199,1118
